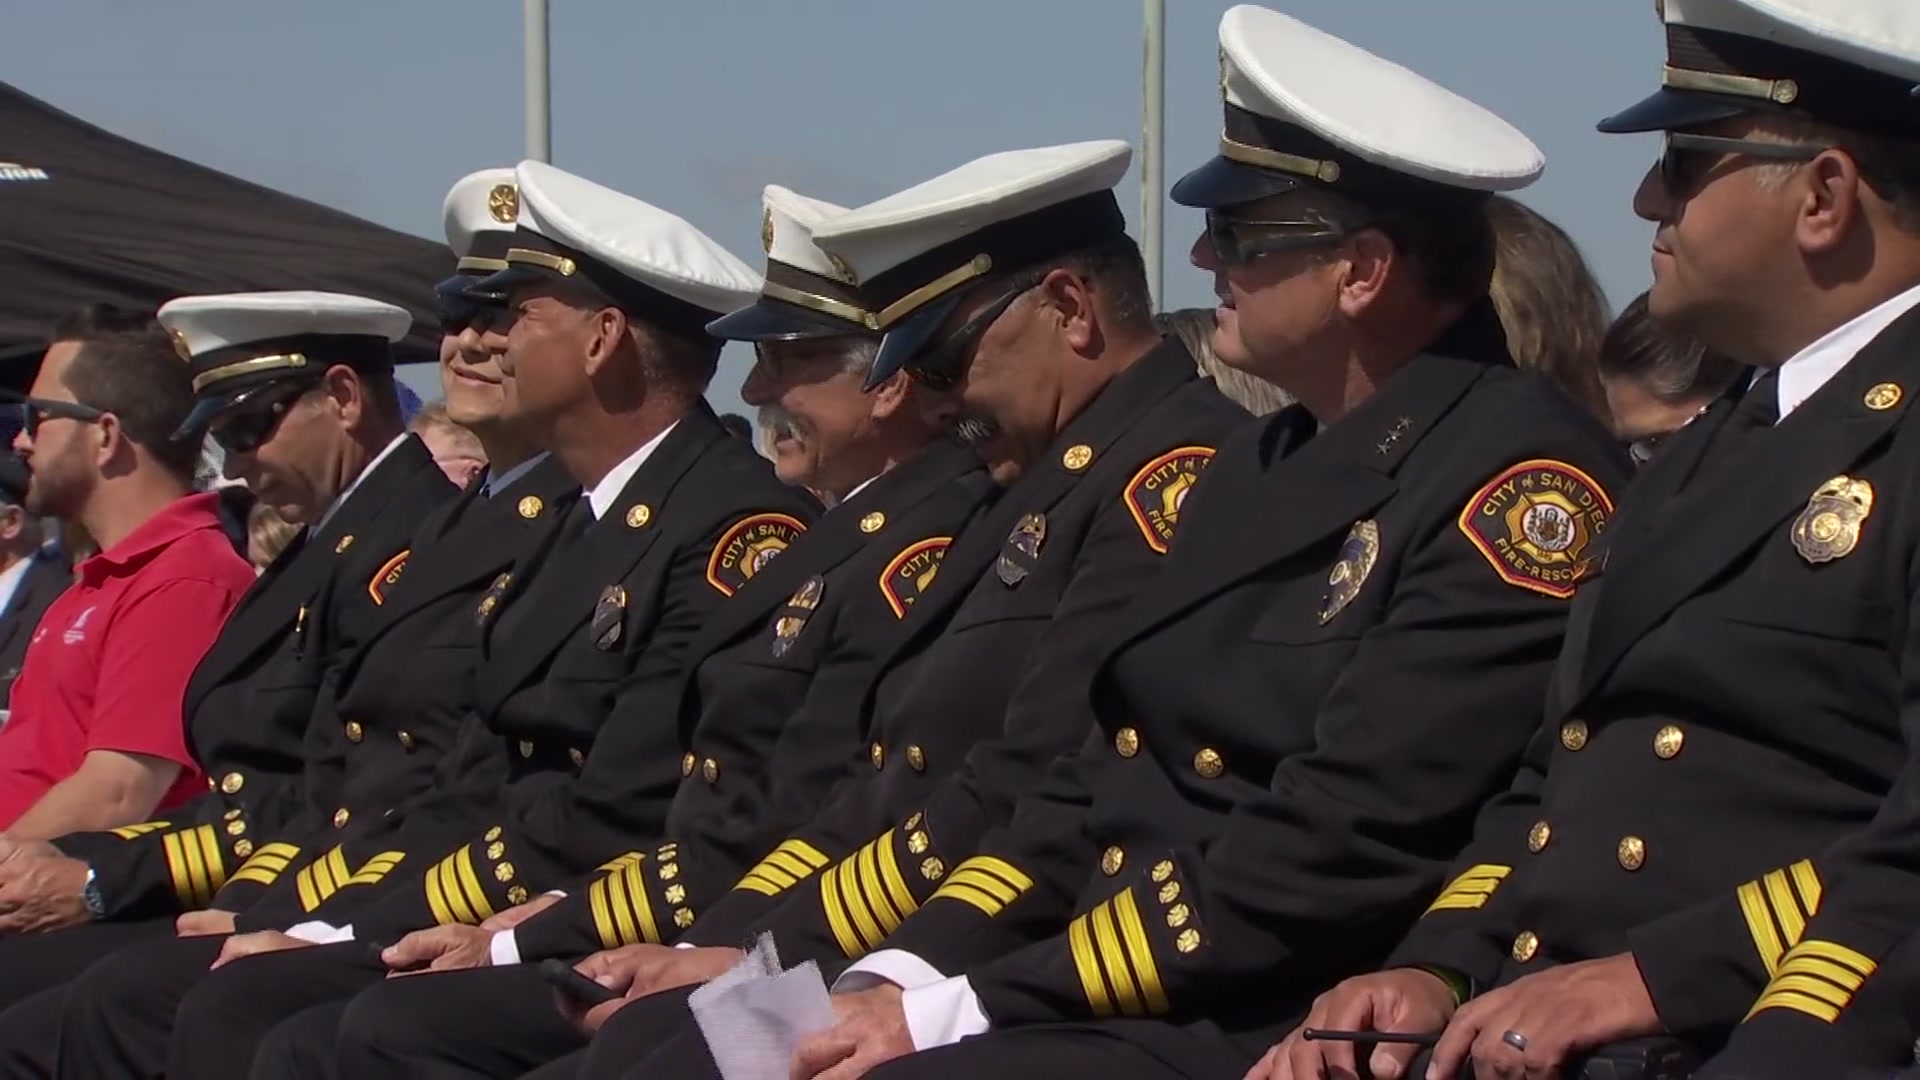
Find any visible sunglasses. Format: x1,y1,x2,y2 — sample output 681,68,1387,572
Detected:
209,383,313,455
905,280,1038,392
14,397,105,439
1204,208,1354,268
1656,131,1833,195
438,294,511,335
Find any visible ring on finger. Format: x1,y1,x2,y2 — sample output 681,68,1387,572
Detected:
1500,1029,1529,1052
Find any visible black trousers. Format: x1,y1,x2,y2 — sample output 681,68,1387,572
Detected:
251,1001,349,1080
53,935,383,1080
572,986,704,1079
325,964,587,1079
0,919,171,1009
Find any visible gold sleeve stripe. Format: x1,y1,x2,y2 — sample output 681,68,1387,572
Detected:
1763,872,1807,948
930,856,1036,917
1746,940,1876,1023
180,828,211,907
875,837,919,926
766,850,819,881
1790,860,1823,914
834,859,886,954
341,853,405,888
425,860,460,925
736,873,786,896
821,862,867,958
452,847,498,923
590,877,620,949
597,851,645,874
734,839,831,897
111,820,172,839
194,825,228,894
228,843,299,887
606,866,641,946
1422,864,1509,915
162,832,195,908
1069,914,1115,1018
624,862,659,945
778,840,829,868
856,843,904,933
1114,888,1170,1015
1091,902,1143,1017
930,881,1004,917
1737,881,1786,976
1738,860,1823,974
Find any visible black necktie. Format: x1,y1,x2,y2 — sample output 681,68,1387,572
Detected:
1684,367,1780,493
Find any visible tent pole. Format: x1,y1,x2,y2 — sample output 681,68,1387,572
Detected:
524,0,551,162
1142,0,1166,309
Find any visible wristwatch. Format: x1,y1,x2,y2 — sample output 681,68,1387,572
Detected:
80,866,105,920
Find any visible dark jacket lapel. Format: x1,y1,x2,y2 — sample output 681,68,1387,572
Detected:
875,342,1202,668
478,408,729,700
1575,309,1920,703
374,456,580,629
1109,350,1493,642
186,435,441,702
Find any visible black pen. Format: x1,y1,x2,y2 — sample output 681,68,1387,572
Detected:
1301,1028,1440,1047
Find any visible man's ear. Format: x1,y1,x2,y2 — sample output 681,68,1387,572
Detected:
1336,228,1396,318
94,412,130,470
1037,268,1101,356
866,369,913,421
581,307,632,381
1796,149,1867,257
0,505,23,543
323,366,368,432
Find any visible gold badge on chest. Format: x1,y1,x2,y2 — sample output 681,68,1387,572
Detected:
996,513,1047,587
591,585,628,650
1319,520,1380,624
1792,476,1873,564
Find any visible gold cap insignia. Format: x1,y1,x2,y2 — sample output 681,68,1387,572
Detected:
762,208,776,254
487,183,519,224
169,328,194,363
1792,475,1872,564
827,252,858,285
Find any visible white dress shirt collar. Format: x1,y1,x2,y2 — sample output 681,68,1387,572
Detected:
586,422,678,520
1772,281,1920,423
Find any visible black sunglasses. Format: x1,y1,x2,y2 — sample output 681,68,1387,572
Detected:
906,280,1039,392
209,383,313,455
1204,208,1354,268
1656,131,1833,196
14,397,105,439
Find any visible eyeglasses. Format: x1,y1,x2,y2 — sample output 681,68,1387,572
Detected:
209,383,312,455
438,294,510,335
906,280,1038,392
1656,131,1834,195
14,397,105,439
1204,208,1354,268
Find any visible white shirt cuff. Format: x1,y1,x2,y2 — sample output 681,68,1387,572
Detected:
489,929,522,967
836,949,948,993
284,921,355,945
833,950,991,1051
900,977,991,1049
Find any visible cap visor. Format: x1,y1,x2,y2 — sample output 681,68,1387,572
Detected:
173,386,251,441
866,293,966,392
1171,155,1304,209
1598,88,1756,134
707,300,869,343
468,263,549,299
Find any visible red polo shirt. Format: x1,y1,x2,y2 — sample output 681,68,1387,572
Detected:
0,492,256,827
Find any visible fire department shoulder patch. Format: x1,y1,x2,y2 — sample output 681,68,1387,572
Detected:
879,537,951,619
1457,459,1614,599
1124,446,1216,554
705,514,807,597
367,551,410,606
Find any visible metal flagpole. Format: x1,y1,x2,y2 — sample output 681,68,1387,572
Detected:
524,0,552,162
1142,0,1167,308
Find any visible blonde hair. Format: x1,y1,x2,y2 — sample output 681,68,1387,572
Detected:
246,503,300,573
1152,309,1292,416
1486,196,1613,422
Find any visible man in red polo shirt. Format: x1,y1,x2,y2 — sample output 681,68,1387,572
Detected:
0,308,255,836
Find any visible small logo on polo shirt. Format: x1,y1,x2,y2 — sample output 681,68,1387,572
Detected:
62,606,97,645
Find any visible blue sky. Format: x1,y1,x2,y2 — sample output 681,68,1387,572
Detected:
5,1,1665,415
